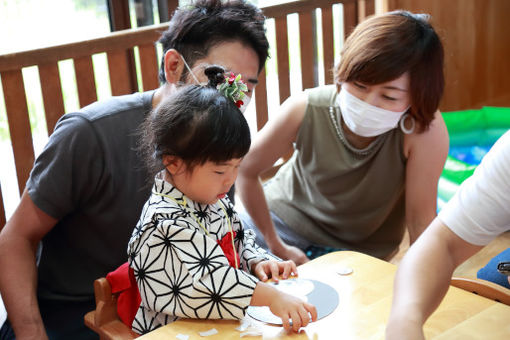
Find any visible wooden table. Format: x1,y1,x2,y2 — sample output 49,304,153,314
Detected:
138,251,510,339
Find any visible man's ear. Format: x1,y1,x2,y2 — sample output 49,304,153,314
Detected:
163,49,185,84
162,155,185,175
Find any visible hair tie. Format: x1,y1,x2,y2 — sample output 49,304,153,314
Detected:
204,65,226,88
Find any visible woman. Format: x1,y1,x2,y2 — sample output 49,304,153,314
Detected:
237,11,448,264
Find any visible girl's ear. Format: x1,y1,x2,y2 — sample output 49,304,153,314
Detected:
162,155,185,175
163,49,185,84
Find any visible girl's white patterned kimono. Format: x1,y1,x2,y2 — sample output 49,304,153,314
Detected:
127,174,272,334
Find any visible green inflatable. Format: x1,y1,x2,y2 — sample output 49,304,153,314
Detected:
438,106,510,209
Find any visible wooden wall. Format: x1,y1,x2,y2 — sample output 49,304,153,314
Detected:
381,0,510,111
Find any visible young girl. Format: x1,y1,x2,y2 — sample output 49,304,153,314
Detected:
128,66,317,334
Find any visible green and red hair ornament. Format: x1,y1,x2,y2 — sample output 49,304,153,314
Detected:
218,72,248,108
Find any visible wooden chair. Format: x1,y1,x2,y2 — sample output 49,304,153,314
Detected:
451,277,510,306
84,277,139,340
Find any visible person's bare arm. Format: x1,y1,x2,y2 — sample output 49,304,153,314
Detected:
0,190,57,340
404,111,449,243
237,94,308,264
386,217,482,340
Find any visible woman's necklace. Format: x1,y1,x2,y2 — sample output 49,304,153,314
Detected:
152,191,239,269
329,106,385,157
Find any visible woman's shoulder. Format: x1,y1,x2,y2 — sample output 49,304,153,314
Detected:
305,84,338,107
403,110,448,158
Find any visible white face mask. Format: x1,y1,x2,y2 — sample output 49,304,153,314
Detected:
238,94,251,113
337,86,408,137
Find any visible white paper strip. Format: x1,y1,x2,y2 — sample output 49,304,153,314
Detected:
240,330,263,337
236,318,255,332
199,328,218,337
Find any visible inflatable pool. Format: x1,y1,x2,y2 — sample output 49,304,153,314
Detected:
438,106,510,209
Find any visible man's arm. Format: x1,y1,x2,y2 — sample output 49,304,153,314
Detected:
386,217,482,340
0,190,57,340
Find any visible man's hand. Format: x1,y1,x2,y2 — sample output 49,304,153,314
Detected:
253,260,297,282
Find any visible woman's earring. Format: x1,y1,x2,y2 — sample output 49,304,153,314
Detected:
400,113,415,134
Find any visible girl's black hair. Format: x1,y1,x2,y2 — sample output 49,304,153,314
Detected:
140,65,251,177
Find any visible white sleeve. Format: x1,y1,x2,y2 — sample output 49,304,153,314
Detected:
438,130,510,245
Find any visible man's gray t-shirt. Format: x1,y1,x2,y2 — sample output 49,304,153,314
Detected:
27,91,154,301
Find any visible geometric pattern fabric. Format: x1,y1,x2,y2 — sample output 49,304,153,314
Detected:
128,175,272,334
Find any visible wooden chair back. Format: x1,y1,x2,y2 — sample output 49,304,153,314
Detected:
84,277,139,340
451,277,510,306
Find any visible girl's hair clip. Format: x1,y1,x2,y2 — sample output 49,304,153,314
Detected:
204,65,248,108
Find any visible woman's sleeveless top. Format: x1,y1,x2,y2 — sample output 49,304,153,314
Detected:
264,85,407,259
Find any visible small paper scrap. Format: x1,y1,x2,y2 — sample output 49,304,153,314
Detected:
240,330,263,337
199,328,218,337
236,319,252,332
176,334,189,340
337,266,353,276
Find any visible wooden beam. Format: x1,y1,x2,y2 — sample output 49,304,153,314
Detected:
1,70,35,194
108,0,132,31
0,24,169,73
321,6,335,84
275,16,291,103
299,10,318,89
262,0,355,18
74,56,98,108
255,67,268,131
38,62,65,133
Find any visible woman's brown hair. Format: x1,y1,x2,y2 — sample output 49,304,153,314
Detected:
334,11,444,131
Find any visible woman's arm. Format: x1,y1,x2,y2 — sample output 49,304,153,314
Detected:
237,94,308,264
403,111,449,243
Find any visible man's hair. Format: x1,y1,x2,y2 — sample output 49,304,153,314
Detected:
335,10,444,131
158,0,269,83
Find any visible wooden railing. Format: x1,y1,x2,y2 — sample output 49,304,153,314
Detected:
0,0,374,227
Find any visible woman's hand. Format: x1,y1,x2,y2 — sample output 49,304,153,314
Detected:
253,260,297,282
270,239,309,265
269,290,317,332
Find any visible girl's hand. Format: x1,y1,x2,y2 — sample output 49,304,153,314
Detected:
253,260,297,282
269,291,317,332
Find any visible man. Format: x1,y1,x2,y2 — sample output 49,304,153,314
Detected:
386,129,510,340
0,1,269,339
